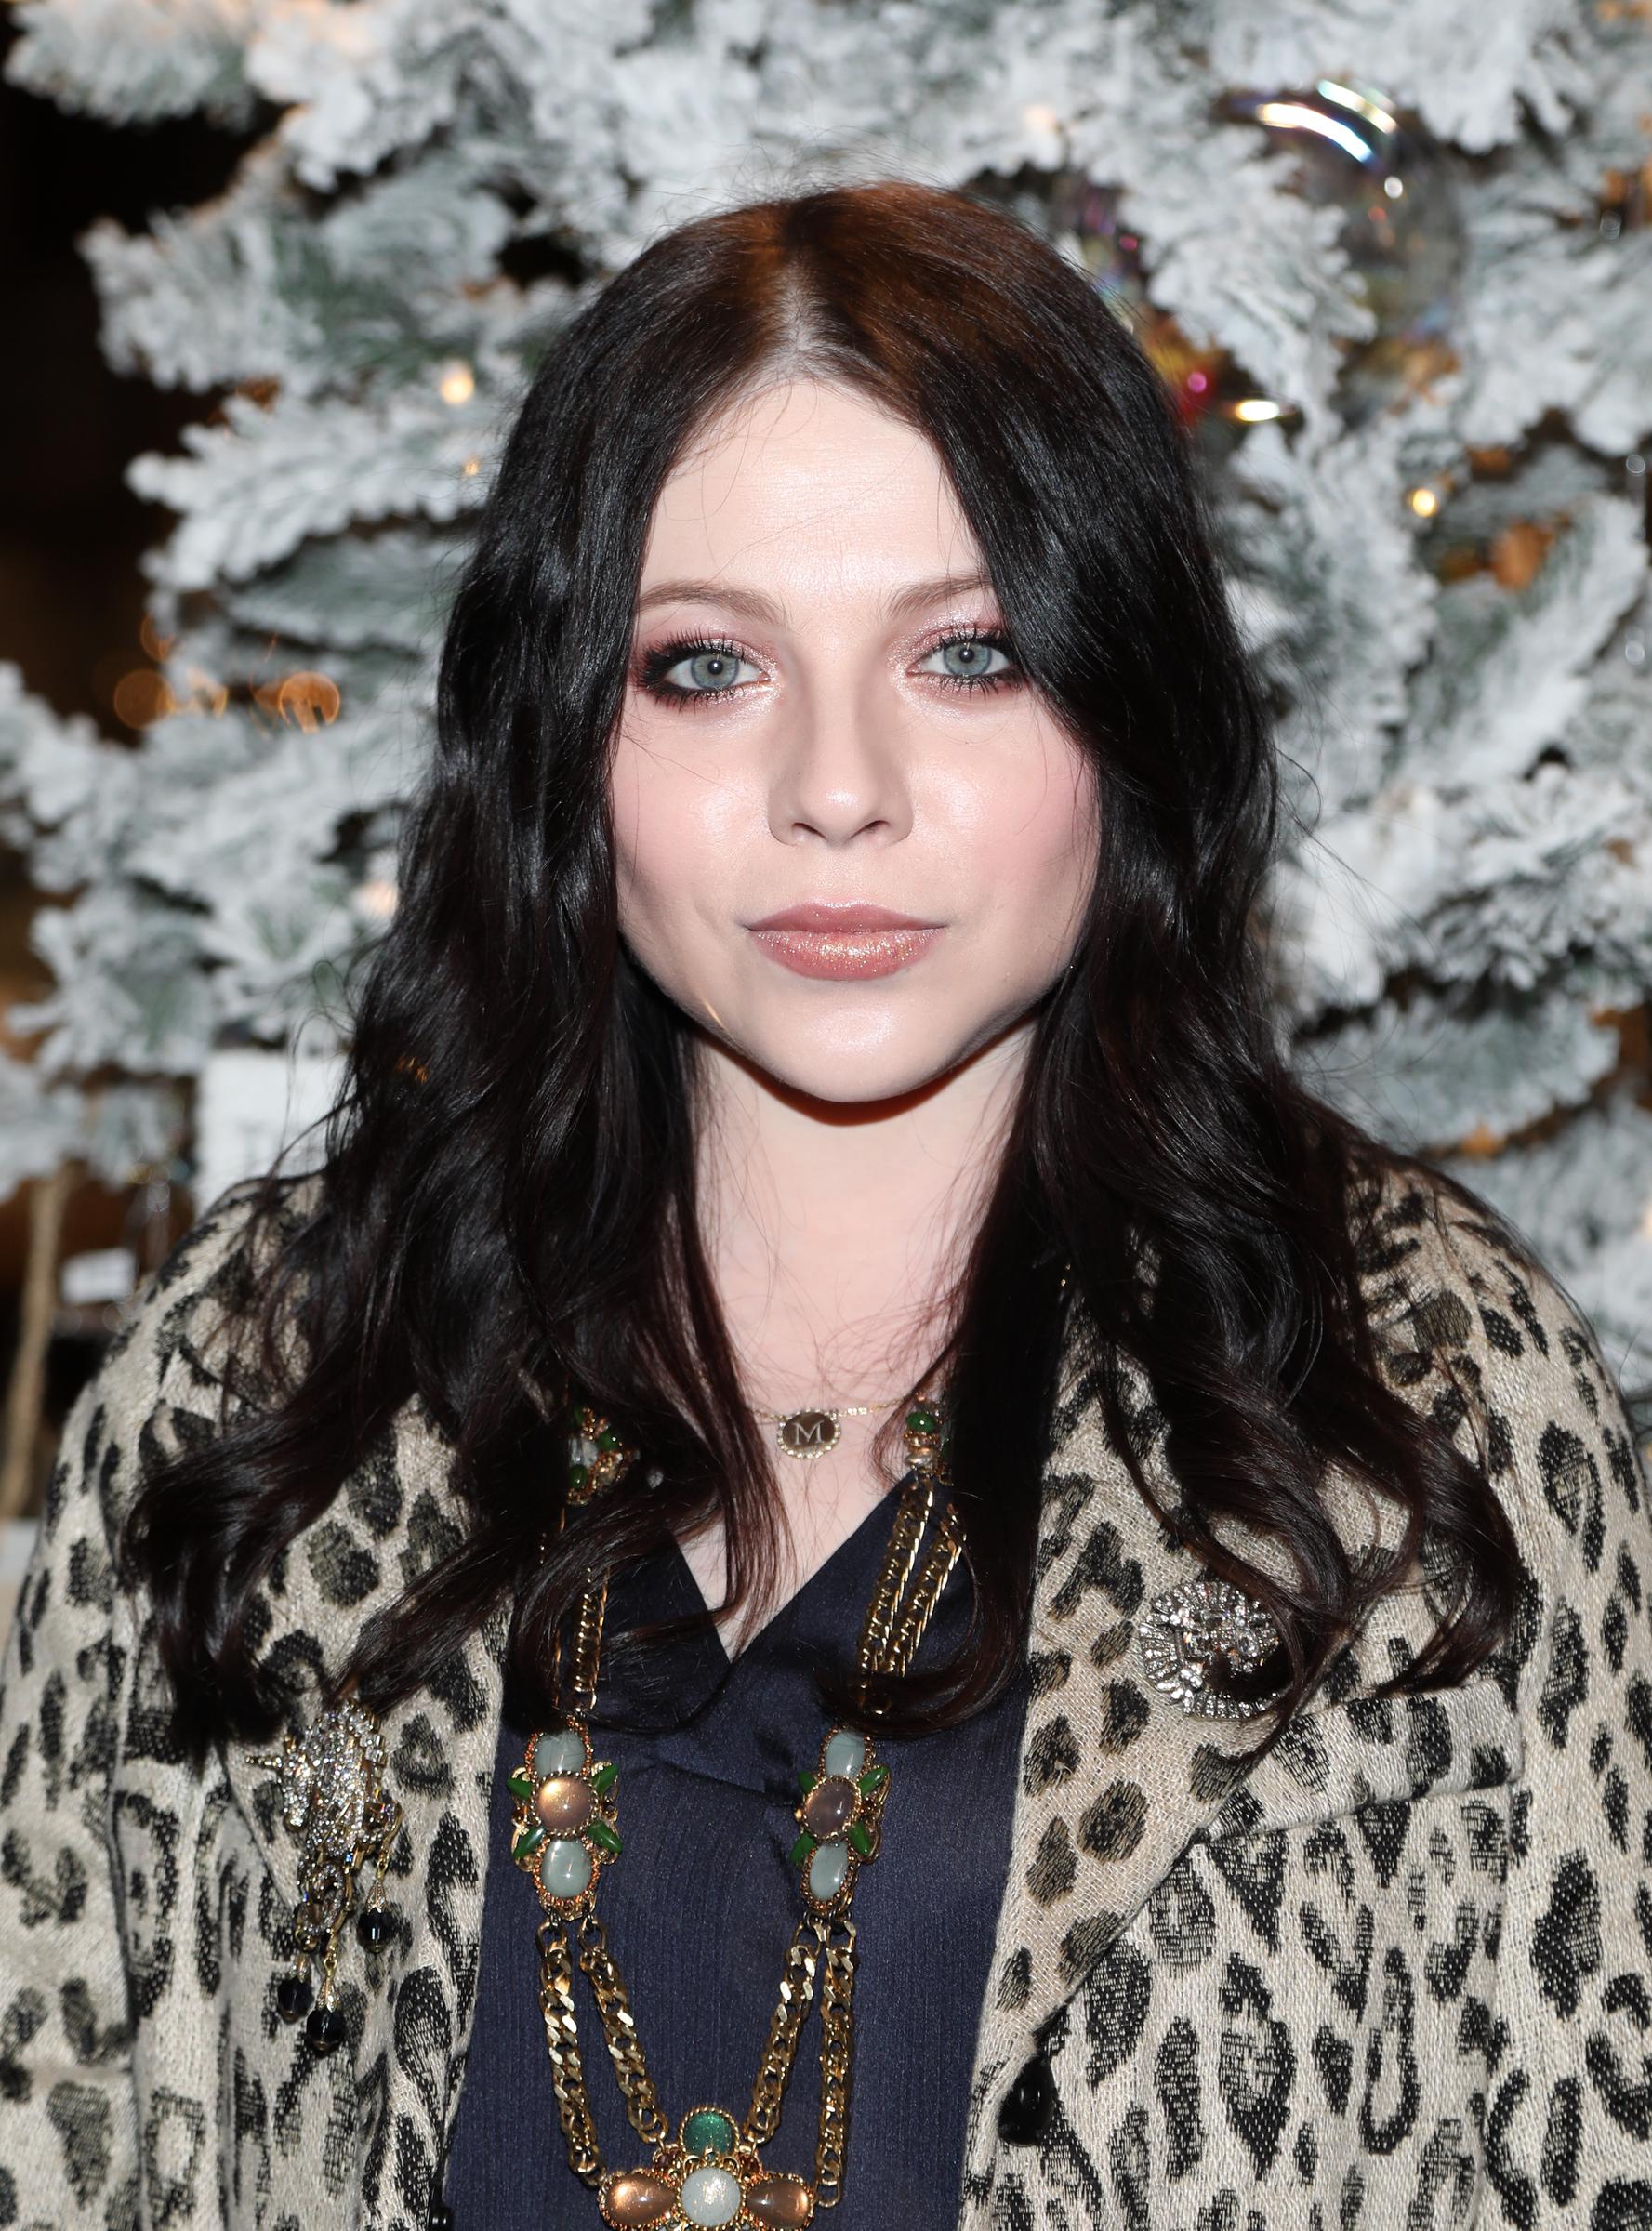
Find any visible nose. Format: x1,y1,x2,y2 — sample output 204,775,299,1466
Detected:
766,678,914,850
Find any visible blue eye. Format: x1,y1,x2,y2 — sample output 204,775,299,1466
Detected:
634,627,1023,712
641,638,759,702
919,633,1019,690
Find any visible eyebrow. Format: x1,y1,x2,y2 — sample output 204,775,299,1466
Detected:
633,569,996,626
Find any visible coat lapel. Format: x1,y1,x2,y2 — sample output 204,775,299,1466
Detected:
958,1330,1279,2198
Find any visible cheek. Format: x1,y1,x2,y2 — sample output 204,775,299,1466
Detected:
609,722,744,935
942,742,1097,942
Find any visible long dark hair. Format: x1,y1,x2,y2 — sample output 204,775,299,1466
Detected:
124,177,1521,1764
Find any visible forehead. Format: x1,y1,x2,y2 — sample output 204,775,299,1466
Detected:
637,377,985,617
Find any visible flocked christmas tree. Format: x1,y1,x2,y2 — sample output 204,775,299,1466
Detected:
1,0,1650,1379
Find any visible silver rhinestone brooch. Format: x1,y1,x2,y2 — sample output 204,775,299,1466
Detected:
1136,1578,1289,1720
252,1696,403,2054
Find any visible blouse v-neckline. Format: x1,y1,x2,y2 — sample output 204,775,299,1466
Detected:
669,1472,917,1670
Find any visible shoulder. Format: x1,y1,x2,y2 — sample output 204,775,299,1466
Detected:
1356,1156,1647,1605
51,1172,321,1546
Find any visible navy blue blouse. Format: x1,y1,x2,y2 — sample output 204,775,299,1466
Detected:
440,1483,1029,2225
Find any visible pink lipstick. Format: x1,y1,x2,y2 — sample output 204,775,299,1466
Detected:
747,902,943,982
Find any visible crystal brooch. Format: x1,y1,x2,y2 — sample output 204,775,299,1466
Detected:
252,1696,403,2054
1135,1578,1289,1720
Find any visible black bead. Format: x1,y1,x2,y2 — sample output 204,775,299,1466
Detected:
356,1905,395,1949
997,2053,1056,2145
275,1972,314,2023
305,2001,349,2054
429,2205,455,2230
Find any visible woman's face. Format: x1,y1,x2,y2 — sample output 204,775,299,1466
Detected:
609,376,1098,1106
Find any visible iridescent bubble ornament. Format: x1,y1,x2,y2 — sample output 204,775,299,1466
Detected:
1223,79,1467,426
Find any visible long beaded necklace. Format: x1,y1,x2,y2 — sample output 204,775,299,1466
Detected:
507,1394,960,2228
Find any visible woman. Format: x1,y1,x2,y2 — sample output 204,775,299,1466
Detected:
2,178,1646,2231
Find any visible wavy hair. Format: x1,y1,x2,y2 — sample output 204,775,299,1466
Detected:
123,177,1521,1762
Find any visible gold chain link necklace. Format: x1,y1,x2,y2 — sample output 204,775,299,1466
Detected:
508,1394,960,2228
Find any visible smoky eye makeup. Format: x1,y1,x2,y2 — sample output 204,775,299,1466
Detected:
631,621,1024,711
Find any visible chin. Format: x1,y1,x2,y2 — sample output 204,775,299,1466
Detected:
781,1057,955,1107
728,1003,1029,1108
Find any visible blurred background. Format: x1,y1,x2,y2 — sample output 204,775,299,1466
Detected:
0,12,258,1622
2,0,1650,1634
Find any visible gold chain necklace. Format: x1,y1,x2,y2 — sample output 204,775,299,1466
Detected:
508,1396,960,2226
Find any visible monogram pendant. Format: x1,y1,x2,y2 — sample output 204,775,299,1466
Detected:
774,1408,840,1459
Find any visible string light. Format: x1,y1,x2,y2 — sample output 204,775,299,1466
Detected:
438,359,476,405
251,670,342,729
1232,397,1287,423
182,667,230,716
354,878,399,920
112,671,176,727
1408,484,1441,518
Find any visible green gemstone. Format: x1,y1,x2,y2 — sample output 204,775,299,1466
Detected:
512,1821,547,1862
587,1817,622,1857
591,1761,618,1795
847,1819,874,1859
797,1768,817,1794
858,1764,889,1795
569,1460,589,1491
596,1427,620,1451
507,1768,534,1801
790,1829,817,1868
906,1406,938,1434
682,2107,736,2158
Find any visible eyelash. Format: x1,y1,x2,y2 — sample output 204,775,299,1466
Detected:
634,627,1023,710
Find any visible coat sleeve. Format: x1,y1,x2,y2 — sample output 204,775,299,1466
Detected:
0,1361,141,2231
0,1182,267,2229
1425,1198,1652,2224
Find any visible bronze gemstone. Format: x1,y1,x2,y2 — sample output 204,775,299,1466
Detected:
601,2169,677,2225
535,1775,594,1834
746,2175,814,2225
800,1774,857,1840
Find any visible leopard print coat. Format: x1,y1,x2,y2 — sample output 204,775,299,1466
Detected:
2,1168,1649,2229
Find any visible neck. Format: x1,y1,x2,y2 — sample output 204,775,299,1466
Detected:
692,1021,1033,1406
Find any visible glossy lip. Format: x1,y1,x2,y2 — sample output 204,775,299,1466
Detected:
746,902,945,982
